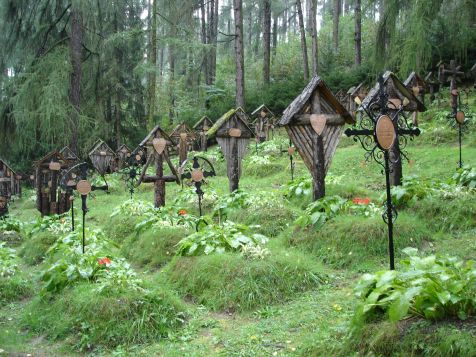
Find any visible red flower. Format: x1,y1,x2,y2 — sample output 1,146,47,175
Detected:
98,257,112,265
178,209,187,216
352,197,371,205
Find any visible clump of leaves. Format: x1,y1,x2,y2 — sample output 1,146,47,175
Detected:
41,229,143,294
387,176,433,207
241,244,270,260
0,242,19,277
0,216,23,233
212,189,251,222
29,214,71,236
176,221,268,256
353,248,476,328
110,199,154,217
294,195,348,229
284,176,312,199
134,204,198,233
452,166,476,189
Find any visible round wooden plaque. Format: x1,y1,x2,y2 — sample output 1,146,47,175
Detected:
310,114,326,135
287,147,295,155
77,180,92,195
152,138,167,154
191,169,204,182
451,89,458,96
229,128,242,137
135,154,142,161
375,115,396,150
49,161,61,171
456,111,465,124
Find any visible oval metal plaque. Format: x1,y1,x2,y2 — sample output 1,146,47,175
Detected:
49,162,61,171
152,138,167,154
310,114,326,135
456,111,465,124
77,180,92,195
287,147,295,155
229,128,242,137
375,115,396,150
191,169,204,182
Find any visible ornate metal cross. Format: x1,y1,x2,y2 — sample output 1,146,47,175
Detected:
344,75,421,270
60,162,108,252
281,140,296,181
180,156,216,216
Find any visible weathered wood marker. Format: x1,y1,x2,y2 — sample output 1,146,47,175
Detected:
439,60,465,113
88,139,117,174
116,144,131,170
170,122,196,165
207,108,254,192
34,151,73,216
136,125,180,207
278,76,354,200
59,146,79,164
404,72,427,126
251,104,275,142
345,75,421,270
359,71,425,186
193,116,214,152
0,158,21,200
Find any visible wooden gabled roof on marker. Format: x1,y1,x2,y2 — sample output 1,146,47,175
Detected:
59,146,78,161
140,125,174,147
34,151,69,167
169,122,195,139
404,72,426,88
206,107,254,138
278,75,355,126
0,158,17,176
193,116,214,130
251,104,274,117
361,71,426,112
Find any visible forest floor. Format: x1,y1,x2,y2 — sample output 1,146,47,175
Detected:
1,100,476,356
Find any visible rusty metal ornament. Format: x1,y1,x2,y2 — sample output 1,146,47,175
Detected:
375,115,396,150
310,114,326,135
152,138,167,154
229,128,242,137
76,180,92,195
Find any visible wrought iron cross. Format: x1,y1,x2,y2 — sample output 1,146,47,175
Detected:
281,140,296,181
60,162,109,253
181,156,216,216
120,150,144,199
344,75,421,270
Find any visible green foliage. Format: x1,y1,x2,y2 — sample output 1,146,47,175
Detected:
110,199,154,217
0,242,19,277
284,176,312,200
29,214,71,236
388,175,433,207
134,204,198,233
176,220,268,256
167,251,327,311
0,216,23,233
452,166,476,189
353,248,476,328
295,195,349,230
212,189,251,222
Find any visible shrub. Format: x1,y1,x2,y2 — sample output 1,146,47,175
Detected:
452,165,476,189
176,220,268,256
352,248,476,328
387,175,433,208
0,242,19,277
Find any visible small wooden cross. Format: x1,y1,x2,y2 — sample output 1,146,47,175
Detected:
439,60,465,111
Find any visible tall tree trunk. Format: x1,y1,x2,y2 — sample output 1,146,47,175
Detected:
169,45,175,124
200,0,209,85
310,0,318,75
296,0,309,81
333,0,340,52
283,0,288,41
210,0,219,84
354,0,362,66
68,7,83,154
148,0,157,128
272,13,278,54
234,0,245,108
263,0,271,85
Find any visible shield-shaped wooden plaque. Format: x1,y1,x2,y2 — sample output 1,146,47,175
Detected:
310,114,326,135
375,115,396,150
152,138,167,154
180,133,188,140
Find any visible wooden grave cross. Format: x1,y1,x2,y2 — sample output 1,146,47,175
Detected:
439,60,465,112
136,127,180,207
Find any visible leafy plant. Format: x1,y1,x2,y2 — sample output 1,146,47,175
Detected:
0,242,19,277
284,176,312,199
353,248,476,328
110,199,154,217
295,195,348,229
212,189,251,222
387,176,433,207
452,166,476,189
134,204,198,232
0,216,23,233
29,214,71,236
176,221,268,256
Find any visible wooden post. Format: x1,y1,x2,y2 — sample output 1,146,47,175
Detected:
178,135,188,164
389,140,402,186
229,139,240,192
154,152,165,207
201,131,208,151
50,170,58,213
312,133,325,200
